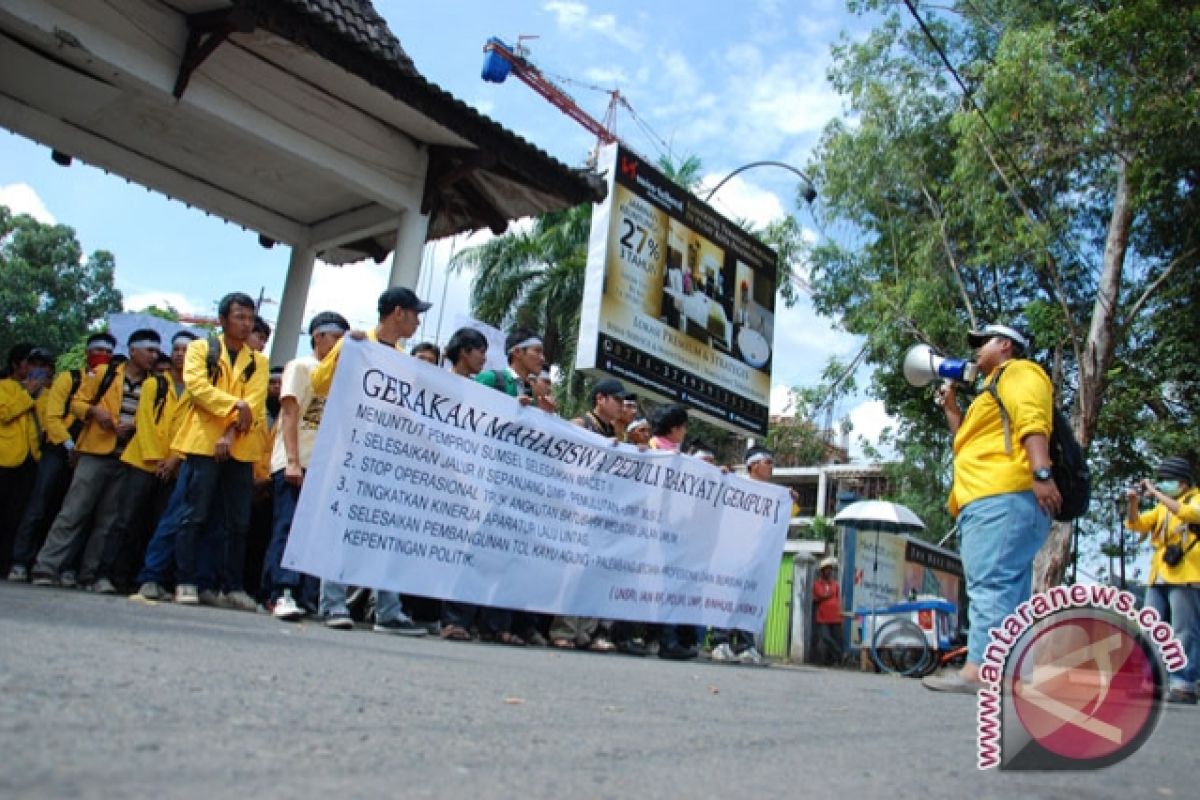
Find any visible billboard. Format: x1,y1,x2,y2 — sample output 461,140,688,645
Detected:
576,144,778,435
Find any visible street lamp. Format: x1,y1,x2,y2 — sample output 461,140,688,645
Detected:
703,160,818,204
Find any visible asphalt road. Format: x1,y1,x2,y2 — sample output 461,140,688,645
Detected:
1,581,1195,799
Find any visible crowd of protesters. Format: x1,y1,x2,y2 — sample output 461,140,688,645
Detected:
1,286,785,666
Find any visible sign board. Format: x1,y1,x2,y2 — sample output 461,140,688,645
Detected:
576,144,779,435
283,339,791,629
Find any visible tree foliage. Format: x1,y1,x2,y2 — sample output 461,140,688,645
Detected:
0,206,122,367
806,0,1200,583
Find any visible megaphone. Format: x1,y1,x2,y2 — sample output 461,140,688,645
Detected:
902,344,979,387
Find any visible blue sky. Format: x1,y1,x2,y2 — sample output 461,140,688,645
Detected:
0,0,895,456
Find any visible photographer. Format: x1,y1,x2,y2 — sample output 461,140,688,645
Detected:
1125,456,1200,704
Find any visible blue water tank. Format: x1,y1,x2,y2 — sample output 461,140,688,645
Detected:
481,37,512,83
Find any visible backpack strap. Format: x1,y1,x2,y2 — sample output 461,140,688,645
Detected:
205,335,222,383
151,374,169,423
63,369,82,418
982,363,1014,456
90,357,128,406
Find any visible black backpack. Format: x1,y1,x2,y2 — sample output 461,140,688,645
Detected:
205,334,257,385
983,364,1091,522
61,368,84,440
88,359,170,426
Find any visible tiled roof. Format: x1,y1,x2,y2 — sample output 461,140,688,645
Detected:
282,0,417,76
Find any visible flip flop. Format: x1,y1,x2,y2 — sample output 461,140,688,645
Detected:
440,624,471,642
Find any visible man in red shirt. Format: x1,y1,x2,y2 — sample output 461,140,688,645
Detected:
812,557,843,666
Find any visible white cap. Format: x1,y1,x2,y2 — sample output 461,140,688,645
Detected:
967,324,1029,353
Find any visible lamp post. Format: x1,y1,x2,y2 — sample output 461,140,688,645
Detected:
703,160,818,204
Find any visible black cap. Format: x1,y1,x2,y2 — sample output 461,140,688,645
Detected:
27,347,55,365
1156,457,1193,484
378,286,432,317
592,377,625,399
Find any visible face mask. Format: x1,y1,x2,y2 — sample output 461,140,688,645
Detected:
1156,480,1183,498
86,351,112,371
28,367,50,382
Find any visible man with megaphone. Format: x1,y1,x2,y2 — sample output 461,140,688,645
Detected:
917,324,1061,694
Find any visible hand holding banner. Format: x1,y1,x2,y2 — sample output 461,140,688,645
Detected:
283,339,790,629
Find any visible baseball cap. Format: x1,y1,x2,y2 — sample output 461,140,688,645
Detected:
967,324,1030,353
592,377,625,399
27,347,55,365
378,286,432,316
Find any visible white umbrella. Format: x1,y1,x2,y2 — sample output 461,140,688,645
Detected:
833,500,925,532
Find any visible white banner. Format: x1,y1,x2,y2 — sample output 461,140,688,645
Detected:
283,339,790,629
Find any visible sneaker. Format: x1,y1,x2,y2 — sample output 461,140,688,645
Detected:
197,589,221,606
1167,687,1199,705
272,590,304,621
921,670,983,694
220,590,257,612
617,637,649,657
30,573,58,587
737,646,766,666
373,617,427,636
421,620,441,636
324,613,354,630
710,643,738,663
175,585,199,605
658,642,698,661
7,565,29,582
92,578,117,595
60,571,77,589
138,582,169,601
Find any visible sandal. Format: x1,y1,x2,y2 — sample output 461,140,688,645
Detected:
588,636,617,652
551,637,576,649
440,624,471,642
495,631,526,647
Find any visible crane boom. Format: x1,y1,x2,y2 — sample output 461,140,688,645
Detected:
482,37,618,150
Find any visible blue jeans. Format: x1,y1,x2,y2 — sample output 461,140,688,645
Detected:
1146,585,1200,690
174,456,253,590
319,581,407,625
137,477,222,590
959,490,1050,665
262,470,317,605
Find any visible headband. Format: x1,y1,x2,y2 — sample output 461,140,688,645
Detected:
745,451,773,467
509,337,542,353
128,338,161,351
87,342,115,353
311,323,348,336
625,419,650,432
692,450,715,461
171,334,195,347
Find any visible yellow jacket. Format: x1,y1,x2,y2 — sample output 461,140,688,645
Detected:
38,369,82,446
253,416,277,482
172,336,269,462
120,375,178,473
949,359,1053,517
0,377,39,467
1126,487,1200,585
71,361,141,457
311,331,400,397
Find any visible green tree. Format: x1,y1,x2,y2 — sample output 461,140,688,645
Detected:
805,0,1199,586
0,206,122,366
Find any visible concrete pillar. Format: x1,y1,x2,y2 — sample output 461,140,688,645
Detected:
269,244,316,367
816,469,829,518
387,207,431,291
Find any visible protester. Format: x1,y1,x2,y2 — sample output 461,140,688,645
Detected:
443,328,488,378
263,311,349,621
708,444,771,666
8,344,84,582
1125,456,1200,704
29,331,163,590
549,377,628,652
309,286,430,635
617,391,639,442
923,324,1059,694
624,416,651,447
813,557,843,666
0,344,51,575
649,404,688,452
410,342,440,365
170,294,269,610
249,316,272,354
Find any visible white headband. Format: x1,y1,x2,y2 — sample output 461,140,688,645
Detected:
626,419,650,432
128,338,161,351
509,337,542,353
171,334,195,347
745,451,773,467
87,342,114,353
311,323,348,336
692,450,715,461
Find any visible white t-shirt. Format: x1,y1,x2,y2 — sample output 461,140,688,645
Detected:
269,356,325,474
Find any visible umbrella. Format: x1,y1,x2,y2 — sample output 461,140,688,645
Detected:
833,500,925,532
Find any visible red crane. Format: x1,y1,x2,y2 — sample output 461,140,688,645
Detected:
482,36,626,164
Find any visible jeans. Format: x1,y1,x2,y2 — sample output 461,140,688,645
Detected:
1145,584,1200,690
138,475,222,589
0,458,37,574
959,490,1050,665
319,581,406,624
10,443,72,569
174,456,253,590
262,470,316,605
33,454,123,580
99,467,160,588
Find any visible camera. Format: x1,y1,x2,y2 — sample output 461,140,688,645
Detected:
1128,482,1148,498
1163,543,1185,567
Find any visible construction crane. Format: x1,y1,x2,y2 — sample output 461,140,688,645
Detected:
481,36,628,165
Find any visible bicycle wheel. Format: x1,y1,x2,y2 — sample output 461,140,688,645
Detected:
870,618,933,677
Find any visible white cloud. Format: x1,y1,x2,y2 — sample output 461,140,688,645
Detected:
583,66,629,85
543,1,644,51
122,290,204,316
769,384,797,415
700,173,787,230
846,399,898,461
0,182,55,224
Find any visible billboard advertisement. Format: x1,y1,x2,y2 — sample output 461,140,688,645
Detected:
577,144,778,435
